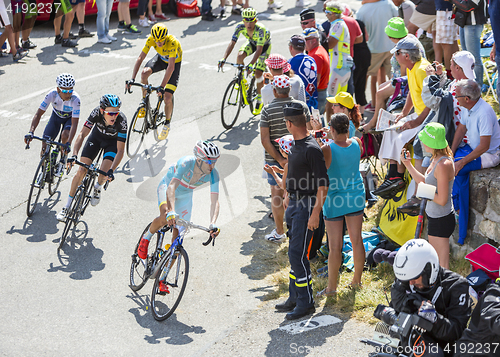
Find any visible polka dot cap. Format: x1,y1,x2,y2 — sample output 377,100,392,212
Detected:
274,135,294,154
272,75,290,89
265,54,291,72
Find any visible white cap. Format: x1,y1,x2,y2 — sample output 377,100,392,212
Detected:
452,51,476,80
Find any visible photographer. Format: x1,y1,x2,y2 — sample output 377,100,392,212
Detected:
391,239,471,356
454,278,500,357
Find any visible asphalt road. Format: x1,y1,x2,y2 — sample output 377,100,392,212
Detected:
1,1,377,356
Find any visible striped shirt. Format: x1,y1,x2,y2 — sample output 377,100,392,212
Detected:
260,97,310,163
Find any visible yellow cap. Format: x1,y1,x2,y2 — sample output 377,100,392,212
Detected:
326,92,355,109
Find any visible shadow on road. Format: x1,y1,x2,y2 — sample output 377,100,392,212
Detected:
213,113,260,151
6,192,62,243
127,292,206,344
48,224,105,280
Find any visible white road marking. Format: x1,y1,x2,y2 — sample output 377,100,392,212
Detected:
0,67,129,107
279,315,342,335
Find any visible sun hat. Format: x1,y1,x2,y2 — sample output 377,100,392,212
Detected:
326,92,354,109
385,17,408,39
265,54,291,73
418,122,448,150
303,28,320,39
272,75,290,88
300,8,315,21
275,135,294,154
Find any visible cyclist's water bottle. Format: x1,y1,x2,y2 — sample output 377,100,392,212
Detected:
164,244,171,251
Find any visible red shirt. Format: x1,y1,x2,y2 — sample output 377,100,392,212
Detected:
342,15,362,57
308,45,330,90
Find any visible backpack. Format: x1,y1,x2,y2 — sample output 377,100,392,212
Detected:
452,0,480,13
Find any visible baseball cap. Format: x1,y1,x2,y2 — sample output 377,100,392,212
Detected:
303,28,320,39
272,75,291,89
283,101,305,117
326,92,354,109
418,123,448,150
300,8,315,21
385,17,408,39
289,35,305,50
275,135,294,155
452,51,476,80
265,54,291,73
390,35,421,54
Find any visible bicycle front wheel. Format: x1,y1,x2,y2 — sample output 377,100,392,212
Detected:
59,186,84,250
221,79,242,130
26,157,47,217
153,96,174,142
130,223,159,291
48,151,64,196
126,105,147,158
247,77,260,115
151,246,189,321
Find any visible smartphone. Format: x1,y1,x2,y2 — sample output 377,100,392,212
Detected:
314,130,323,138
264,78,269,85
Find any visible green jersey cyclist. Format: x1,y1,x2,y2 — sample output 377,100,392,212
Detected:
57,94,127,221
218,8,271,112
137,140,221,262
127,23,182,141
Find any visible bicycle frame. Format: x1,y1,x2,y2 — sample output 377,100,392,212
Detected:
126,81,165,130
220,62,258,109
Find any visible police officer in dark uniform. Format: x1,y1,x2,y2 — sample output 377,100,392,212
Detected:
275,101,329,320
300,8,329,53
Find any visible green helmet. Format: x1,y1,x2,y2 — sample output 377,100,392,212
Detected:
242,8,257,21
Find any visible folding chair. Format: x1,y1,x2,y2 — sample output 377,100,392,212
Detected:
480,47,498,103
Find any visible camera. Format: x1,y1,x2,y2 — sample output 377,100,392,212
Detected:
373,304,434,339
264,78,270,85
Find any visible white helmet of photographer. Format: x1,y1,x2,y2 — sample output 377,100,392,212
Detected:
393,239,440,286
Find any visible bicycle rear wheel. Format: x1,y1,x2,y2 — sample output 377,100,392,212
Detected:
151,246,189,321
126,104,147,158
130,223,159,291
221,79,242,130
153,96,174,142
48,150,64,196
26,156,47,217
59,186,84,250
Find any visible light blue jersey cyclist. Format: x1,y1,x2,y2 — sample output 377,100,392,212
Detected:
137,141,221,260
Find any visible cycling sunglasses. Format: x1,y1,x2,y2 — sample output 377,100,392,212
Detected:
243,17,256,22
204,158,217,165
59,87,74,94
103,110,120,116
324,7,342,14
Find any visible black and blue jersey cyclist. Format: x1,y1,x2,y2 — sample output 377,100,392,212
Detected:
25,73,80,161
57,94,127,222
218,8,271,112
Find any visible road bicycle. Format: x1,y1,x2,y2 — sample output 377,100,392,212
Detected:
218,61,262,130
129,217,218,321
25,135,67,217
59,153,110,250
124,81,175,158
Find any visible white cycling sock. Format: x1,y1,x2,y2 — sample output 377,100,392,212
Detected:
65,196,73,208
142,229,154,242
94,182,102,191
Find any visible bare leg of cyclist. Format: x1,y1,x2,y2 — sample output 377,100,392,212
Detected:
236,50,246,65
56,157,90,221
140,67,153,98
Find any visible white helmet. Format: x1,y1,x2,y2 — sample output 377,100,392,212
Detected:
193,140,220,161
393,239,440,287
56,73,76,88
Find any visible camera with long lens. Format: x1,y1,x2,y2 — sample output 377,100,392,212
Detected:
373,304,434,339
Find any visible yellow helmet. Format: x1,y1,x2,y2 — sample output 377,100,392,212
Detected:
151,23,168,42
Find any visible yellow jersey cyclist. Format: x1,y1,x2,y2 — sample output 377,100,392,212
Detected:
136,140,221,262
127,23,182,141
218,8,271,112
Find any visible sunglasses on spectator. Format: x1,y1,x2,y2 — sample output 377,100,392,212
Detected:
301,20,312,25
243,17,256,22
395,50,407,56
103,110,120,116
59,87,73,94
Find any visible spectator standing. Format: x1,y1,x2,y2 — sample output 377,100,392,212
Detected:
0,1,28,61
53,2,78,47
489,0,500,99
275,102,328,320
17,0,37,49
406,0,435,35
392,0,415,26
137,0,153,28
325,92,361,137
261,54,306,106
317,113,365,297
148,0,169,22
260,76,310,243
356,0,398,110
288,35,318,111
324,2,353,97
401,123,455,268
451,79,500,244
300,8,329,53
455,0,487,86
341,5,362,97
117,0,142,34
434,0,458,73
303,28,329,114
96,0,116,44
352,18,370,112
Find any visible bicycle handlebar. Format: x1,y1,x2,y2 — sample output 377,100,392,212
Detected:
218,61,246,73
172,217,218,246
25,135,66,151
69,158,111,190
125,80,164,95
